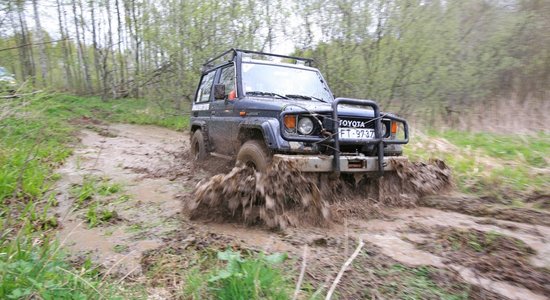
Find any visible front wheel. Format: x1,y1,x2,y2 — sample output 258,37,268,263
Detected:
236,140,272,172
190,129,208,161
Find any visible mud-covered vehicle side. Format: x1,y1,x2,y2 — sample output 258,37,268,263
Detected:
190,49,409,175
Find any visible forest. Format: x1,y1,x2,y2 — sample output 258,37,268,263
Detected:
1,1,549,299
1,0,548,130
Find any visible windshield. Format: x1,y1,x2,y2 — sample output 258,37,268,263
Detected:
241,63,333,102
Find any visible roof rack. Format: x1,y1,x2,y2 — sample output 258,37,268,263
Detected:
202,48,314,69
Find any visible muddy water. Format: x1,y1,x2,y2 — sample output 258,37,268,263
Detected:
53,123,550,300
54,124,196,275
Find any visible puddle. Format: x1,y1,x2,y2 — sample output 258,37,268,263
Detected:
50,123,550,299
54,124,196,275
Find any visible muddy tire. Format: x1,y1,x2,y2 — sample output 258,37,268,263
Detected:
191,130,208,161
236,140,272,172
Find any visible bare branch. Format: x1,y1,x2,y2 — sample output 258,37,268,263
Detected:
0,38,71,52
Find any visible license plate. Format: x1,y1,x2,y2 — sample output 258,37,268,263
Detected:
338,128,375,140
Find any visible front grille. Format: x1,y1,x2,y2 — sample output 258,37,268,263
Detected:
338,118,376,129
316,115,390,156
321,116,389,136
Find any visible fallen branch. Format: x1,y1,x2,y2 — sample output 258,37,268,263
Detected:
0,90,43,99
325,239,365,300
292,245,309,300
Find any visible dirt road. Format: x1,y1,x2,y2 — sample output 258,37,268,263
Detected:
53,123,550,299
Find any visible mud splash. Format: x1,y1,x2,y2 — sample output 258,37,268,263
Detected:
187,160,331,229
186,158,452,229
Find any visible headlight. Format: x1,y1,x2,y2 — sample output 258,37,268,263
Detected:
379,123,387,137
297,117,314,135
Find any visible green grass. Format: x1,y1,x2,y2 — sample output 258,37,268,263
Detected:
2,92,189,207
70,176,121,205
0,207,142,299
26,93,189,131
1,92,187,299
207,250,291,300
85,201,117,228
171,249,293,299
406,130,550,201
438,130,549,168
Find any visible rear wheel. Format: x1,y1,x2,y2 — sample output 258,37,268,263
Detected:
190,129,208,161
236,140,272,172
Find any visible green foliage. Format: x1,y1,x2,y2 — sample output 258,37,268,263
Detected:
71,177,98,207
174,250,293,299
0,103,73,204
295,0,550,124
68,176,119,227
26,93,189,131
97,182,122,196
1,92,186,208
0,223,125,299
208,250,291,300
85,201,117,228
440,131,549,168
406,130,550,200
0,92,179,299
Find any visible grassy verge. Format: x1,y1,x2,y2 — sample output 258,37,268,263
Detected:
142,245,296,299
0,92,187,298
405,130,550,203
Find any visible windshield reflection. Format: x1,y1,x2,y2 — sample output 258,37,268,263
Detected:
241,63,333,102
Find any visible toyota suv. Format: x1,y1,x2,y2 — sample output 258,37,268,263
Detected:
189,49,409,176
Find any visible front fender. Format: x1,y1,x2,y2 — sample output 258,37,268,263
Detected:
238,118,290,151
190,120,207,132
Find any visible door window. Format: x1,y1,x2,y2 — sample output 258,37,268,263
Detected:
218,65,236,100
195,71,215,103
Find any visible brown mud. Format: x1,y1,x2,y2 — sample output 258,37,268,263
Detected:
187,157,452,229
421,194,550,226
415,227,550,296
51,123,550,299
53,124,201,275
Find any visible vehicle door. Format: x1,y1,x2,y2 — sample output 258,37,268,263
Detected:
192,69,216,142
209,64,238,155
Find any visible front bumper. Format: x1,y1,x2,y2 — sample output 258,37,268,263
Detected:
279,98,409,175
273,154,408,173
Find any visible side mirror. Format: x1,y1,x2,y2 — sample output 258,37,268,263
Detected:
214,84,225,100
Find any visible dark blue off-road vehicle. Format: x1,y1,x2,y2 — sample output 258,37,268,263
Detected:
190,49,409,175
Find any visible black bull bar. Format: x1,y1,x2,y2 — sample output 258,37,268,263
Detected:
279,98,409,176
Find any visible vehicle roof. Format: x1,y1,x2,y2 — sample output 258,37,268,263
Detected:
242,58,319,71
202,49,316,74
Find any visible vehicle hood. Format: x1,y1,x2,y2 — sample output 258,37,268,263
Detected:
240,97,377,118
0,75,15,82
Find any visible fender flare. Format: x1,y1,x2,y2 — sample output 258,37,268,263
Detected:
238,118,290,151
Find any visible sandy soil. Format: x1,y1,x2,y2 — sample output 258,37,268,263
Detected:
52,123,550,299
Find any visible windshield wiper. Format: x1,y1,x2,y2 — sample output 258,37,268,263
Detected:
285,94,328,103
246,91,289,99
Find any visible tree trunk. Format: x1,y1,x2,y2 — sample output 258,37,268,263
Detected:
32,0,48,85
16,4,35,83
89,0,102,96
115,0,126,96
56,0,73,89
77,0,92,92
105,0,117,99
